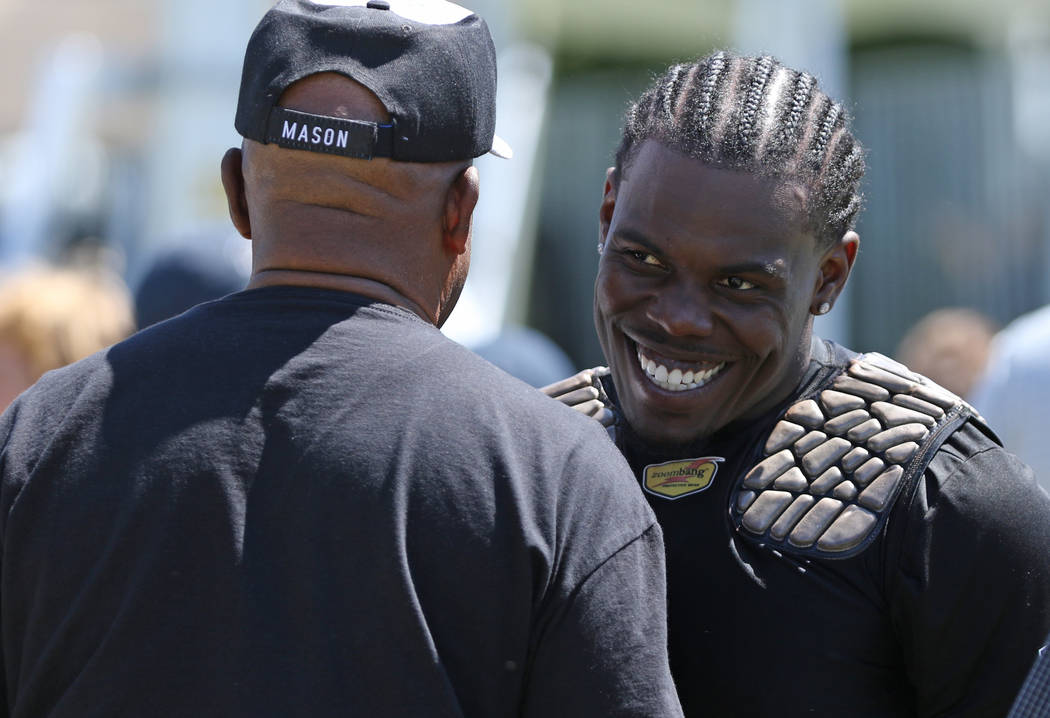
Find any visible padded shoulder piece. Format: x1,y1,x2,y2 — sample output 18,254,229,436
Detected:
591,367,624,443
730,352,978,560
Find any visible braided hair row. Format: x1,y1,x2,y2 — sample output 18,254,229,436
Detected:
614,51,865,246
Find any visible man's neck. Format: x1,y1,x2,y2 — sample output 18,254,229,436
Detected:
247,269,434,324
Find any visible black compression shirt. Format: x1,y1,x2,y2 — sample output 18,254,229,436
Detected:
605,338,1050,717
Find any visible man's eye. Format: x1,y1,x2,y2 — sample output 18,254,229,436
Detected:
719,277,757,290
625,250,663,267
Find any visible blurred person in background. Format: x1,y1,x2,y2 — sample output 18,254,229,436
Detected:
0,265,133,411
0,2,683,716
894,306,997,400
472,325,576,388
133,246,247,330
970,303,1050,493
545,51,1050,716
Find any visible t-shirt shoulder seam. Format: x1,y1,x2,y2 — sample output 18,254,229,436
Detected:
889,441,1016,583
565,522,662,600
931,442,1001,493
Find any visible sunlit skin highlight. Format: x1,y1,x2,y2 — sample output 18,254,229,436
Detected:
595,140,857,447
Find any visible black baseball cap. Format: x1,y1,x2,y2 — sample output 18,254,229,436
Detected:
235,0,512,163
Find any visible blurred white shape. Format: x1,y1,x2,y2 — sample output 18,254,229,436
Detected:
732,0,846,99
313,0,474,25
1009,10,1050,162
0,34,104,267
732,0,853,346
441,43,553,347
141,0,262,256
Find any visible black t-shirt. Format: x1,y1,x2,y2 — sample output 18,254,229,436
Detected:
606,338,1050,717
0,287,683,718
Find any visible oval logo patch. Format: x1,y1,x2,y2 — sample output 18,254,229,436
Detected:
643,457,724,500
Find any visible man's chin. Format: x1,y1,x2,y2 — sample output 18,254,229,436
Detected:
612,362,729,448
621,404,717,449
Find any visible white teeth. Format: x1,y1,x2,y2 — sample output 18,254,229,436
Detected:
635,347,726,392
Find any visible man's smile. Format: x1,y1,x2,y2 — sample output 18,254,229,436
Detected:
629,338,729,393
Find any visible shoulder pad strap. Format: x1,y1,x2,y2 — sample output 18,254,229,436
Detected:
591,367,623,443
730,352,977,560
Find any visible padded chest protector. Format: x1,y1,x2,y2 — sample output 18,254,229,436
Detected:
730,352,978,560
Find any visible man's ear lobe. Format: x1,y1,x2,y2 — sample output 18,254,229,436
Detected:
599,167,618,247
812,231,860,315
443,165,480,255
221,148,252,239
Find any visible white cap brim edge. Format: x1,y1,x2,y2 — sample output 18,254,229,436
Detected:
489,134,513,159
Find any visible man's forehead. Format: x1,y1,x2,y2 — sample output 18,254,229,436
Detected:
309,0,472,25
635,141,805,200
618,140,812,237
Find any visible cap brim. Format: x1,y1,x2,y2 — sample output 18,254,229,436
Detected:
488,134,513,159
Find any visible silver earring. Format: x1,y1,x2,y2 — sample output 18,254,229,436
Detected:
817,302,831,315
597,243,604,255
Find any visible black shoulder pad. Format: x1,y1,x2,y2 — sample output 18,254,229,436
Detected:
730,353,978,560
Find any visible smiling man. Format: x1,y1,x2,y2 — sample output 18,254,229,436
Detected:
547,52,1050,716
594,147,838,447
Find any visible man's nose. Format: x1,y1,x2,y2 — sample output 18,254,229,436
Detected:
645,283,715,338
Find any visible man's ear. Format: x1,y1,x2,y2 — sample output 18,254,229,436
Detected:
598,167,618,251
812,231,860,315
221,148,252,239
442,165,480,255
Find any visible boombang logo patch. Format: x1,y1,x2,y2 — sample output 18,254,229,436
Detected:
643,457,724,500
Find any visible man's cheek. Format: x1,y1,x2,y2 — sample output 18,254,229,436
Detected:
598,270,645,317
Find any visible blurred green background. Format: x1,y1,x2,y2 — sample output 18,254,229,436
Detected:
1,0,1048,367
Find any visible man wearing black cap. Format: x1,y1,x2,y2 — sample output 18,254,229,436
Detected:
0,2,683,716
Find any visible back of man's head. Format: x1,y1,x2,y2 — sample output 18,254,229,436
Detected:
220,0,510,326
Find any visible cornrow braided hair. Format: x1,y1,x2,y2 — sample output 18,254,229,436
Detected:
733,55,777,159
614,51,865,246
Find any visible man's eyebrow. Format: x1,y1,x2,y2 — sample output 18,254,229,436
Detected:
720,261,787,278
612,227,663,251
613,227,787,278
